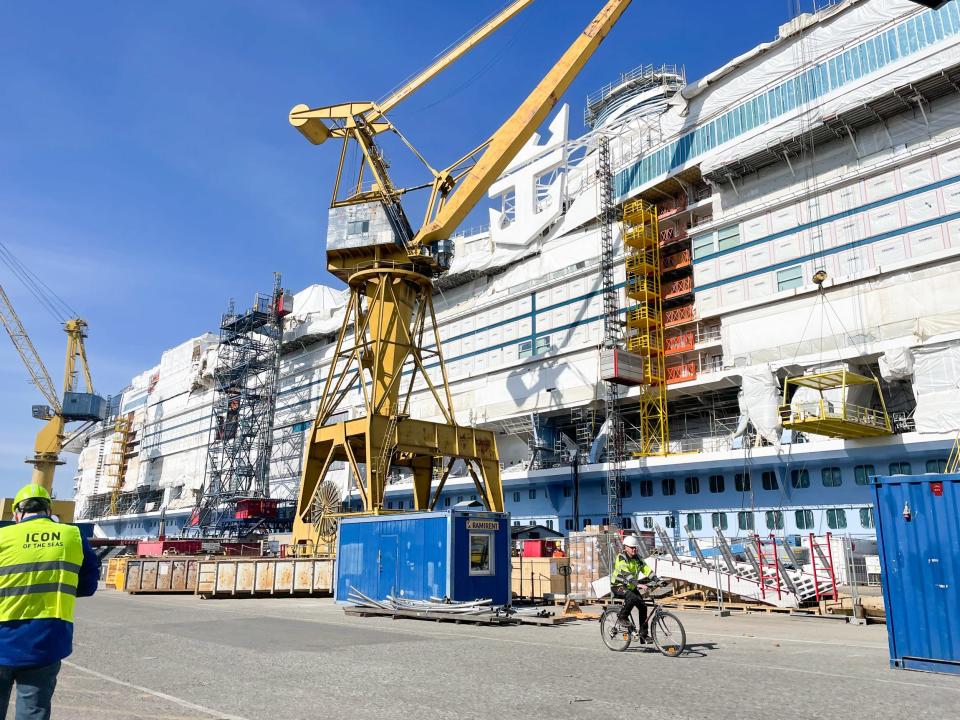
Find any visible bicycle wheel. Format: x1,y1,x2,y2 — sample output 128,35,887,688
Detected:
600,608,632,652
651,611,686,657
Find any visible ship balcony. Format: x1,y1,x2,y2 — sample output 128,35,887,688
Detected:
664,331,695,355
657,193,687,220
666,361,697,385
663,276,693,301
661,249,692,273
664,303,696,328
626,334,662,355
659,227,689,248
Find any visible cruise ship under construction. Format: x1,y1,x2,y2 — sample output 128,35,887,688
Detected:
74,0,960,550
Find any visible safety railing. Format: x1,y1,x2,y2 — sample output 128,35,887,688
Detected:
661,249,692,273
664,304,695,327
665,361,697,385
664,331,695,355
663,276,693,300
780,401,890,429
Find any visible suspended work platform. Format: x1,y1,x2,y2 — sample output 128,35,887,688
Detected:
780,370,892,439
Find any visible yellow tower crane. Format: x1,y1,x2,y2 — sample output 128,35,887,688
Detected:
289,0,632,552
0,283,105,518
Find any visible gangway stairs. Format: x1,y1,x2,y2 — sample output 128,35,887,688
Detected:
645,526,838,608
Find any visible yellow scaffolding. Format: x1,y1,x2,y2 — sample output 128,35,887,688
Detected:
780,370,893,439
107,415,132,516
623,199,668,455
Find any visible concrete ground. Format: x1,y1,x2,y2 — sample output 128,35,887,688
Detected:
23,589,958,720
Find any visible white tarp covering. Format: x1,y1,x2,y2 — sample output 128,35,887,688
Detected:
737,365,783,448
283,284,350,343
879,347,914,382
912,344,960,433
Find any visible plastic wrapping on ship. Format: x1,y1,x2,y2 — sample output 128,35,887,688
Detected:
879,347,914,382
736,364,783,449
912,343,960,433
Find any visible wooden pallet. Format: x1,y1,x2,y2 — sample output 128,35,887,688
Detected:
660,599,823,616
344,605,517,625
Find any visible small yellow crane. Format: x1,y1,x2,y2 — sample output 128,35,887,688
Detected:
0,283,104,517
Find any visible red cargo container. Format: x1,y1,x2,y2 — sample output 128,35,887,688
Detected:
522,539,558,558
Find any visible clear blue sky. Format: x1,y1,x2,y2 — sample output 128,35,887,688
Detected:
0,1,802,498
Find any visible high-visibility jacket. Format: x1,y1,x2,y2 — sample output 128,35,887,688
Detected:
610,552,652,592
0,517,84,623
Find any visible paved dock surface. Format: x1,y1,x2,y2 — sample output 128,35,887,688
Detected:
24,589,958,719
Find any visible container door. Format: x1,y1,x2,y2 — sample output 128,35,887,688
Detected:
876,478,960,671
378,535,399,599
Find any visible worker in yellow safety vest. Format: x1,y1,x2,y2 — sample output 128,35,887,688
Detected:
0,484,100,720
610,535,658,641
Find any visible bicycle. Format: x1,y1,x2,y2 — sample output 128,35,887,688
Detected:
600,580,686,656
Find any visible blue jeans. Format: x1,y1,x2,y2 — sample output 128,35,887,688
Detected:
0,661,60,720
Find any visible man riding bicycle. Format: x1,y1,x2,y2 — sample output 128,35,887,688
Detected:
610,535,659,640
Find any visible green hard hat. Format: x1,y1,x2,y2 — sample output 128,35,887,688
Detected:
13,483,52,510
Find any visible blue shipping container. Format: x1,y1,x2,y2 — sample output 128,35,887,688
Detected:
336,510,510,606
873,474,960,675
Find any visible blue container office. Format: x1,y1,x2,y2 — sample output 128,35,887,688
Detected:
336,509,511,605
873,474,960,675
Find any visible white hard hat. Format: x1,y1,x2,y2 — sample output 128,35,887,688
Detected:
623,535,641,549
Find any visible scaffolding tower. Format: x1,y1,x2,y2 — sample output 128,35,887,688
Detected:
623,198,669,455
598,135,625,528
192,274,291,537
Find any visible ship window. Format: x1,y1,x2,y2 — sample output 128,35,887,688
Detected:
777,265,803,291
795,509,814,530
346,219,370,236
535,336,551,354
622,517,632,529
457,496,463,503
791,469,809,489
711,512,728,530
734,473,751,492
546,520,554,530
693,233,715,259
565,519,574,530
738,511,755,531
821,467,842,487
602,517,609,526
761,471,778,490
708,475,725,493
470,495,477,501
926,459,947,474
827,508,847,530
643,516,653,530
622,481,633,498
665,516,676,529
563,485,571,497
513,520,520,526
387,502,393,509
661,478,676,496
889,462,912,475
684,476,700,495
686,513,703,531
583,518,591,528
397,500,404,510
528,489,536,500
513,491,520,503
860,508,874,529
765,510,784,530
717,224,740,251
469,533,494,575
639,480,653,497
854,465,875,486
518,340,533,359
444,497,451,507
